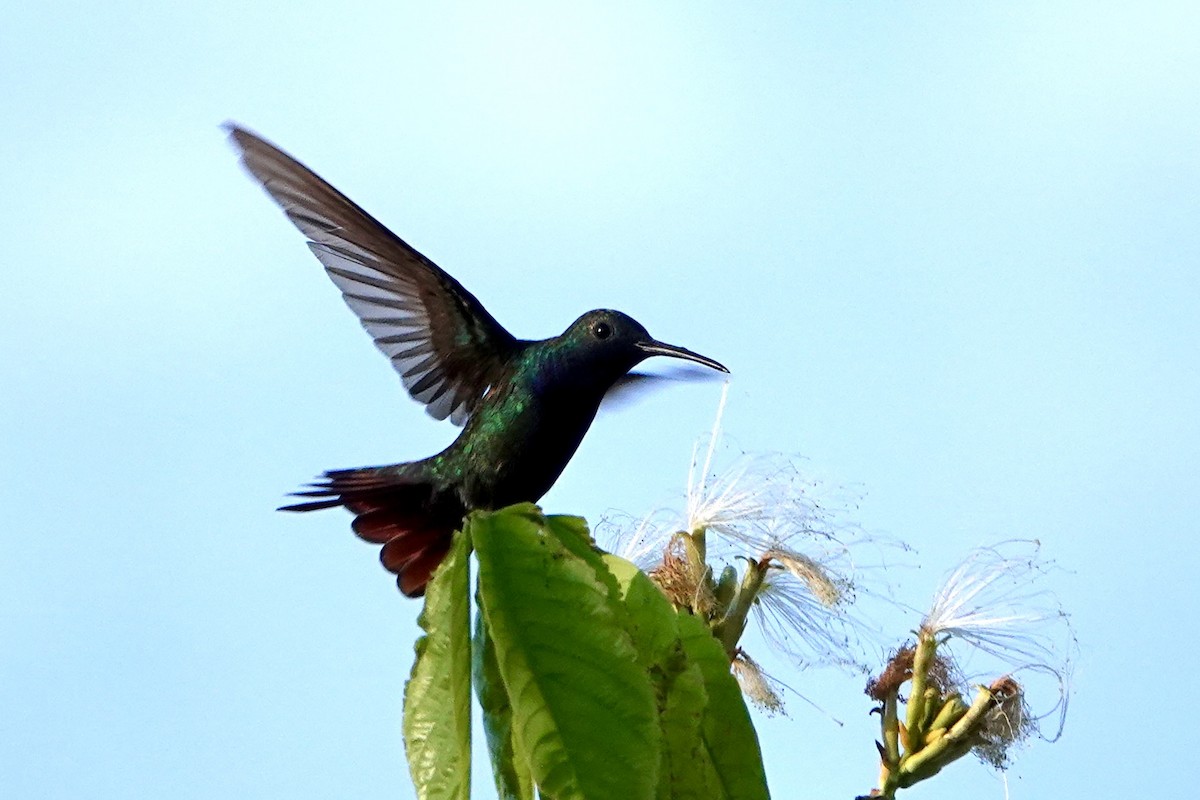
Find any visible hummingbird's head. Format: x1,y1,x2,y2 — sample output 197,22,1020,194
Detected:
556,309,728,389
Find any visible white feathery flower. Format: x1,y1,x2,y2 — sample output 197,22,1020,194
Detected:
753,557,865,670
604,508,678,571
921,540,1075,742
681,385,880,563
923,540,1069,667
600,386,906,678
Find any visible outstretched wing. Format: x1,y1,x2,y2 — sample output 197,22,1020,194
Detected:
228,124,517,425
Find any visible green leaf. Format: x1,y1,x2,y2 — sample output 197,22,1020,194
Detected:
544,515,627,608
473,597,534,800
604,554,723,800
472,504,660,800
602,554,679,670
403,529,472,800
660,659,723,800
678,613,771,800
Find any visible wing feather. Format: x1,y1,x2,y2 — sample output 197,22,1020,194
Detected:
228,124,517,424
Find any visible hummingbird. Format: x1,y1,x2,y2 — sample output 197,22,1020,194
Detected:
228,125,728,596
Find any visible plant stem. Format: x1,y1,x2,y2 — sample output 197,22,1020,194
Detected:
898,684,994,786
876,688,902,798
712,559,767,659
904,631,935,746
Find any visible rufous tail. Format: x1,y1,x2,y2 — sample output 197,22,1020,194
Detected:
280,468,464,597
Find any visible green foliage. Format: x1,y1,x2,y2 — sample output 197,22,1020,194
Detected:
472,504,660,800
403,504,771,800
403,527,473,800
603,555,724,800
472,610,533,800
677,614,770,800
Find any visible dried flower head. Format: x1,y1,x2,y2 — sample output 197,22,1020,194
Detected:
866,644,957,703
765,547,847,607
732,651,786,715
974,676,1035,769
647,534,714,613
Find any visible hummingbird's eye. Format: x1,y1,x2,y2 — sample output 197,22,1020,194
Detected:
592,321,613,340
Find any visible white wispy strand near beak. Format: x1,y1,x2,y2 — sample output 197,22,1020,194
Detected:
679,387,901,565
685,382,726,522
684,383,780,542
922,540,1075,742
610,383,889,569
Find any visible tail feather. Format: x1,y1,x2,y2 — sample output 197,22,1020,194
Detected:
352,508,434,544
280,467,464,597
278,497,345,512
379,527,443,571
397,540,452,597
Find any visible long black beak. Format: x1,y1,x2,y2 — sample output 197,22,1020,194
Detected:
637,339,729,373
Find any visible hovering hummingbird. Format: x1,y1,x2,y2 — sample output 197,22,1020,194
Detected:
228,125,728,596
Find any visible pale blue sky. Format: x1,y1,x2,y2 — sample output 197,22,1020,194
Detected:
2,2,1198,798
